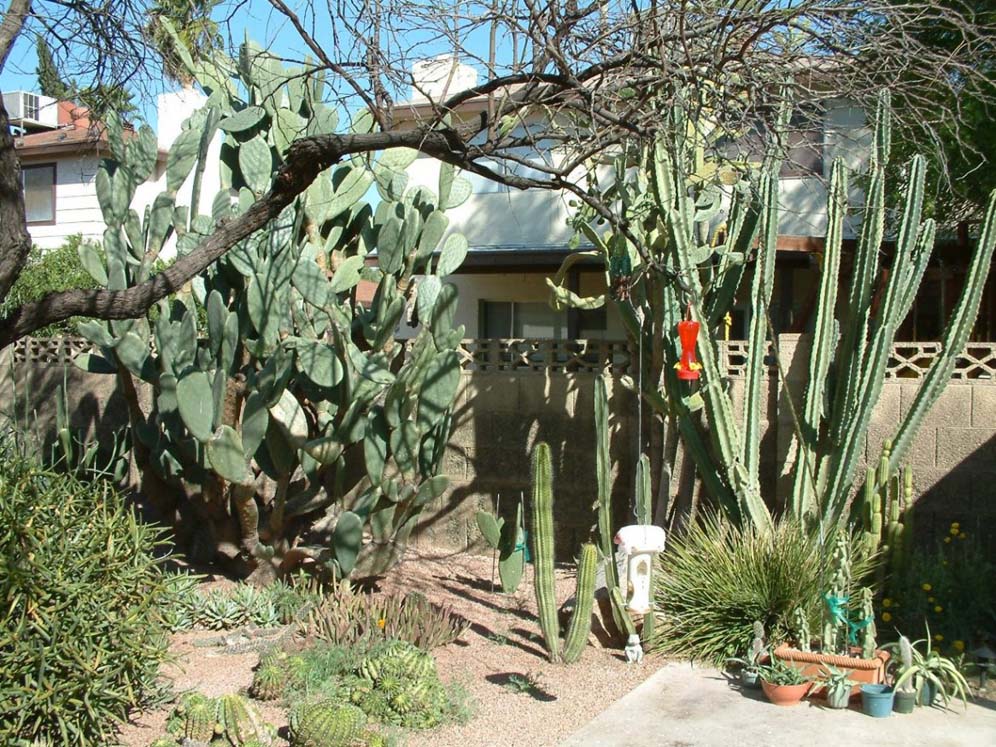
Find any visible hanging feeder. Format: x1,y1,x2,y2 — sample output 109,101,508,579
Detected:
675,317,702,381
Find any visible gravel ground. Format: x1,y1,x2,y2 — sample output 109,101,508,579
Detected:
117,550,660,747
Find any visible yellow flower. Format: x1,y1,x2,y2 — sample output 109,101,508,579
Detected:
949,526,959,535
377,618,386,629
921,583,932,592
944,536,952,544
958,533,966,540
882,598,893,608
927,596,935,603
953,640,965,652
881,612,893,622
934,605,943,613
934,634,944,642
951,521,960,529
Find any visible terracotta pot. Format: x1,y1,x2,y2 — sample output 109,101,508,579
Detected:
761,679,810,706
773,644,890,697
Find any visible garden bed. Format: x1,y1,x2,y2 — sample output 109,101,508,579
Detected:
117,550,658,747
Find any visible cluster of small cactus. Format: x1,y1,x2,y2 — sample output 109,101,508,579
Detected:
790,606,811,652
551,91,996,531
821,534,877,657
531,442,598,664
475,496,526,593
288,699,389,747
857,439,914,590
75,39,471,580
165,692,273,746
166,578,321,631
347,640,447,728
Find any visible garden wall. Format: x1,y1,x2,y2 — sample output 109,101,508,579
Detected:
2,335,994,559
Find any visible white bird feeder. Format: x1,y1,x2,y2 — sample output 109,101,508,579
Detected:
613,524,666,615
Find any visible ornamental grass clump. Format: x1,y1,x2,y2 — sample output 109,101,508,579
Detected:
650,512,874,665
0,455,174,745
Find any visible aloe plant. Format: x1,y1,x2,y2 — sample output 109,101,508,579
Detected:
552,92,996,531
73,41,472,582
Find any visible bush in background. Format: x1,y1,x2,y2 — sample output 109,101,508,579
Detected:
0,450,174,745
650,513,875,665
0,236,101,337
881,520,995,653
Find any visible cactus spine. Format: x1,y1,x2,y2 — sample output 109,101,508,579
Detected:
531,442,561,662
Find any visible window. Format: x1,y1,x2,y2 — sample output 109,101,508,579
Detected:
23,164,56,225
480,300,565,339
23,93,40,121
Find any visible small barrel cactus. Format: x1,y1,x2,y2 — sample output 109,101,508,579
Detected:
216,693,272,746
249,662,286,701
167,692,217,743
289,699,367,747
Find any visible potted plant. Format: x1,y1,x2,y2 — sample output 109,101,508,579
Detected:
727,621,765,689
887,627,971,709
775,537,889,690
889,635,917,714
757,655,812,706
810,665,857,709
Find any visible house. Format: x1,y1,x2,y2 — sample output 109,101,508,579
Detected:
6,88,217,254
393,58,996,344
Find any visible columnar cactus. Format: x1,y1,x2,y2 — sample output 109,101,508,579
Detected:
790,606,811,652
858,439,914,590
858,586,878,659
550,91,996,531
531,441,598,663
74,40,472,581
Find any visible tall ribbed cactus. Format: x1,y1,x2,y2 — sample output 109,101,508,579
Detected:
858,440,914,592
73,40,472,581
531,441,597,663
531,442,561,662
552,91,996,531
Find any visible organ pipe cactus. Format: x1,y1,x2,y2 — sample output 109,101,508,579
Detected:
531,442,598,663
73,40,471,581
552,91,996,531
857,440,913,590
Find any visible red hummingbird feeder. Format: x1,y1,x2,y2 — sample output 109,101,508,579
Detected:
675,314,702,381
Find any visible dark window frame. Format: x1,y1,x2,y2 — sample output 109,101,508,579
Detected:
22,162,57,226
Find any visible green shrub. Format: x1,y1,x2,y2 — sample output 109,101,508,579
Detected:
0,236,101,337
0,455,174,745
650,513,875,665
881,519,995,653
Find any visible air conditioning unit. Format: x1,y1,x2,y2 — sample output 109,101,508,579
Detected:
2,91,58,129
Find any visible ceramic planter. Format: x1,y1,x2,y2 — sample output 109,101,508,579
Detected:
773,644,889,696
894,690,916,714
825,687,852,709
761,680,810,706
741,670,761,689
861,684,895,717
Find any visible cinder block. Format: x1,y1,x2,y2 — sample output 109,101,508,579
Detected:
934,427,996,470
899,382,971,429
464,373,520,412
971,385,996,427
518,375,578,416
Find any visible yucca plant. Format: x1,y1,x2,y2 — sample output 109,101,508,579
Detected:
650,512,874,665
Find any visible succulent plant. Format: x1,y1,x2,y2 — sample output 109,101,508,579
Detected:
288,699,367,747
531,442,598,663
215,693,272,746
476,498,526,594
249,662,285,701
167,693,217,743
74,39,471,582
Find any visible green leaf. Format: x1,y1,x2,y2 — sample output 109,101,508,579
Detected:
295,339,343,389
443,176,472,209
167,127,202,192
72,352,117,374
269,388,309,447
418,350,460,432
332,511,363,576
177,371,215,442
329,255,365,293
436,233,468,276
476,511,503,548
207,425,254,485
219,105,267,133
293,258,329,307
239,135,273,194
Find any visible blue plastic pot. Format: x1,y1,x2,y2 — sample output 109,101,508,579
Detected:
861,684,895,718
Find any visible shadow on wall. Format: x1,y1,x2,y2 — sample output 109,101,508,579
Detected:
414,371,640,561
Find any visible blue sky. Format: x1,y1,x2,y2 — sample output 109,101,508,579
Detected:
1,0,495,130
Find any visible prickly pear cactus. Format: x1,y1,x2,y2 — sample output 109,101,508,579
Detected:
288,699,367,747
75,40,472,582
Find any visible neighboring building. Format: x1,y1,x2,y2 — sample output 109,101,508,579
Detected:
394,59,995,343
6,88,216,254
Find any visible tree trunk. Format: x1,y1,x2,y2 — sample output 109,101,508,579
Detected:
0,88,33,304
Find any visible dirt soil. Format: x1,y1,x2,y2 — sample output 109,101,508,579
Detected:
117,549,660,747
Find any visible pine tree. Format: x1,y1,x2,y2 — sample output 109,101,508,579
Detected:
35,35,70,100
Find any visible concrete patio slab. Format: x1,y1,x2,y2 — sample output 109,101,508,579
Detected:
561,662,996,747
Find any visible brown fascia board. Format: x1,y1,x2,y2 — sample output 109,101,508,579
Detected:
15,131,169,163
